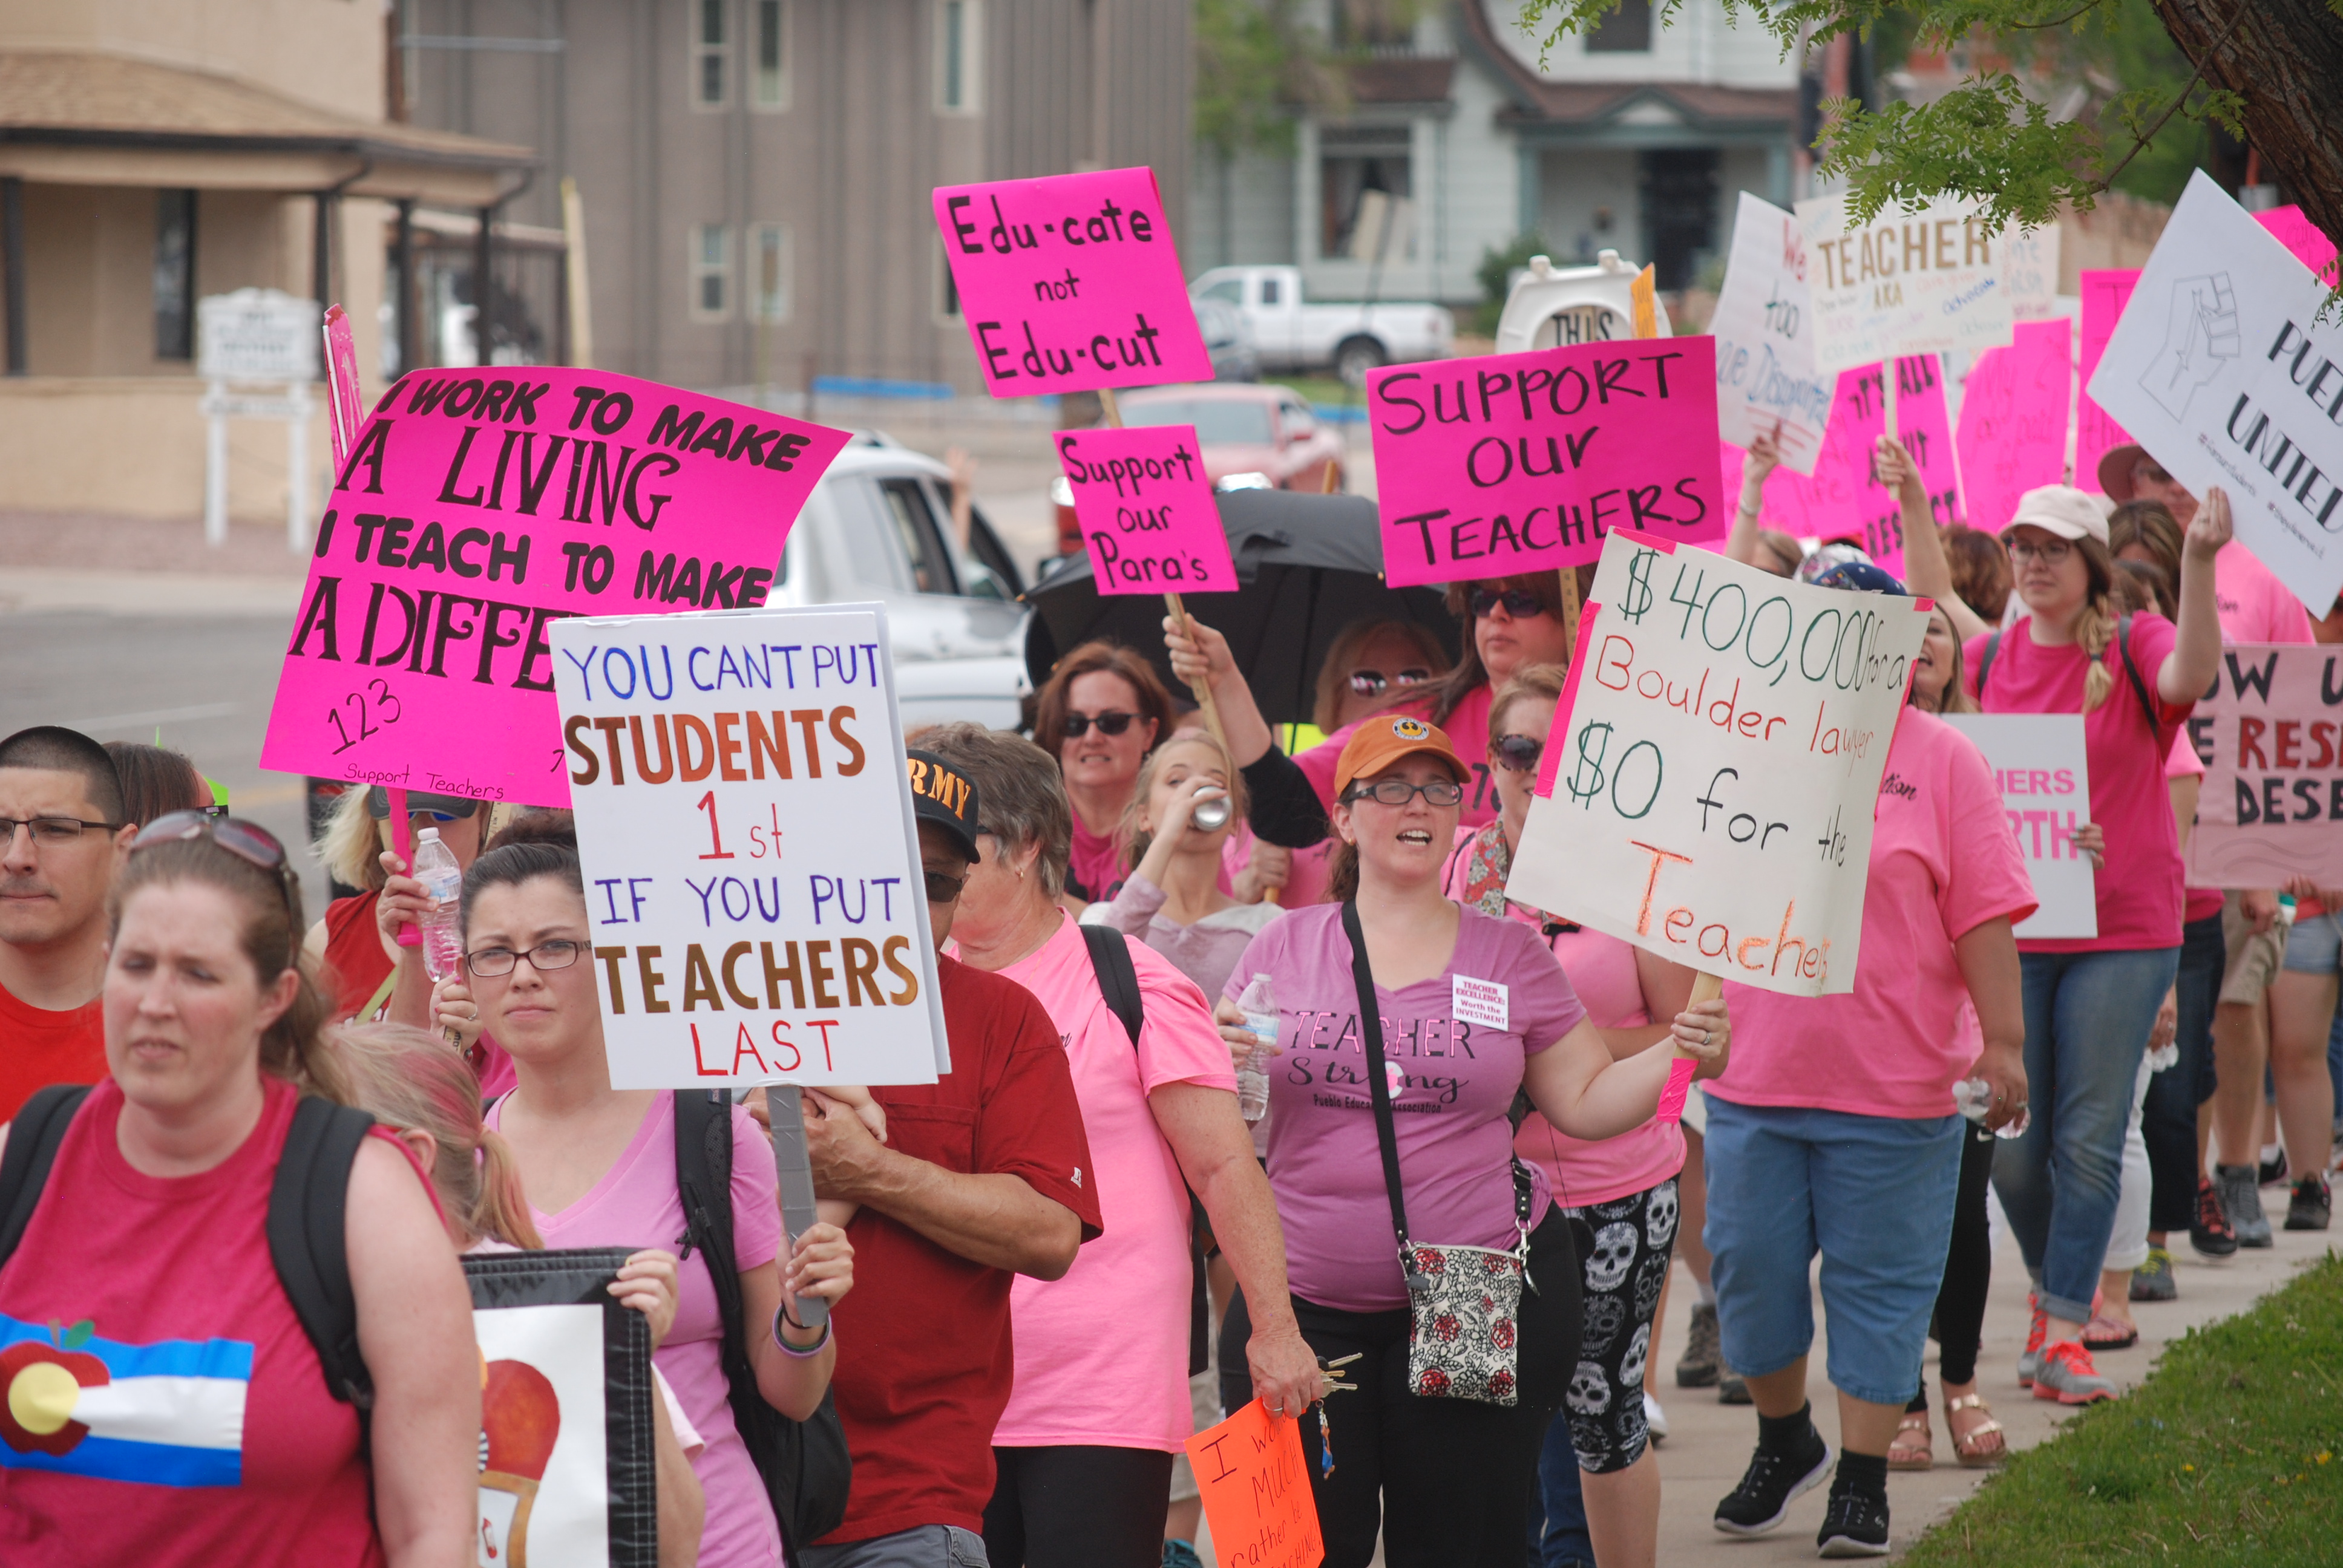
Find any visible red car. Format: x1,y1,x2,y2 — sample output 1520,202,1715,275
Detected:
1052,382,1346,554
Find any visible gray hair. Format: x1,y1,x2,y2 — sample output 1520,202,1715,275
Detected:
909,722,1070,898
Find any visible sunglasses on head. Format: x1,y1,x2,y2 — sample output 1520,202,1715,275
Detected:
1467,588,1547,620
131,810,301,953
1060,710,1138,739
1492,733,1544,772
1347,668,1433,697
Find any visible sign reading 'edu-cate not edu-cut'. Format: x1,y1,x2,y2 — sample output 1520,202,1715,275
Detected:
260,367,850,808
1506,534,1930,996
553,605,946,1088
934,168,1213,397
1366,338,1728,588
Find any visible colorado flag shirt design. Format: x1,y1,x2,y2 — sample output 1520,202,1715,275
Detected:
0,1313,251,1487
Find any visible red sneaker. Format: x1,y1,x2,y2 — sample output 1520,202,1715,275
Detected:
2017,1295,2047,1388
2031,1341,2117,1405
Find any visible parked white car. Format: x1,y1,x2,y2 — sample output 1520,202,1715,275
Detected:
764,437,1032,731
1190,264,1453,384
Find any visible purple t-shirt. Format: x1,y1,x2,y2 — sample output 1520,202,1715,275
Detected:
1225,903,1587,1311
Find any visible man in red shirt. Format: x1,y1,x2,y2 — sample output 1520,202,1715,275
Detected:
0,727,133,1122
800,750,1101,1568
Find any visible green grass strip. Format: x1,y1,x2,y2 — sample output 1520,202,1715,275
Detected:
1905,1251,2343,1566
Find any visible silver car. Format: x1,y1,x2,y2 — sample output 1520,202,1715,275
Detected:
764,436,1032,730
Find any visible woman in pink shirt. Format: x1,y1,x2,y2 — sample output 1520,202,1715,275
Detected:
911,724,1322,1568
1440,665,1702,1568
1031,642,1173,904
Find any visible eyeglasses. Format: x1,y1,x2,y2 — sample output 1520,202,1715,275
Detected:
0,815,126,846
130,811,300,945
2007,539,2073,565
1468,588,1547,620
1492,734,1544,773
1347,668,1434,698
1344,777,1464,808
465,939,585,977
923,867,967,904
1060,710,1138,738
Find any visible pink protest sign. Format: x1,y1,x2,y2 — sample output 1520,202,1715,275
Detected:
2077,270,2140,492
1958,319,2071,535
1367,338,1726,588
1823,356,1961,575
261,367,850,808
1055,425,1237,595
2255,206,2341,287
934,168,1212,399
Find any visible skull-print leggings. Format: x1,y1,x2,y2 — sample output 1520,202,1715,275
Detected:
1558,1176,1680,1473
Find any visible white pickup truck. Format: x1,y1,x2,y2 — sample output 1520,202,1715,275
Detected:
1189,265,1453,384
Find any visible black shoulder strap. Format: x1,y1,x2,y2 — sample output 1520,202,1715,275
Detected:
266,1096,378,1411
2114,615,2160,732
672,1089,742,1338
1080,922,1145,1046
1978,630,2003,701
1342,900,1419,1282
0,1085,94,1271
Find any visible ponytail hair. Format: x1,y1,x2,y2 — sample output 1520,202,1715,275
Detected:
332,1022,543,1250
2071,536,2121,715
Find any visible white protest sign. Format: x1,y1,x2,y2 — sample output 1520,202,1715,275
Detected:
2086,170,2343,618
552,604,946,1088
2001,223,2063,322
198,287,320,382
1711,192,1834,474
2183,643,2343,889
1941,714,2097,939
1795,192,2014,374
1507,534,1930,996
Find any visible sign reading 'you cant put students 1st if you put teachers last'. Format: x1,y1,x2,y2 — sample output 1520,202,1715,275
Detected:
553,606,947,1088
260,367,850,808
1505,534,1930,996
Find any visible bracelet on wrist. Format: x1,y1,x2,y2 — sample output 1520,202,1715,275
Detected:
773,1305,831,1357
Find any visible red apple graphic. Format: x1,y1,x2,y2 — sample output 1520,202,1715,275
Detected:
479,1359,561,1568
1,1334,109,1456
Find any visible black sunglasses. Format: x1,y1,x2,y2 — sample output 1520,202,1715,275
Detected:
1467,589,1547,620
1492,734,1544,773
1060,710,1138,738
131,810,301,956
364,785,480,822
1348,668,1434,697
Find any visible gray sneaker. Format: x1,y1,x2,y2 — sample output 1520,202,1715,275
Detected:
2218,1163,2274,1248
2028,1341,2117,1405
1678,1301,1722,1388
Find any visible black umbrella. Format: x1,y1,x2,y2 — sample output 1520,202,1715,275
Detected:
1023,488,1463,729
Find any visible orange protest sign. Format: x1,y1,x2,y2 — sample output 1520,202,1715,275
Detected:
1183,1399,1323,1568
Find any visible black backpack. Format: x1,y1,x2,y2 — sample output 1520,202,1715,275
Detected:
1078,923,1213,1378
671,1089,853,1554
0,1084,379,1417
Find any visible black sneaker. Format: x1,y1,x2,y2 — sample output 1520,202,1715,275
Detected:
2261,1149,2290,1187
1816,1488,1892,1557
2287,1174,2332,1230
2190,1175,2240,1258
1715,1426,1833,1536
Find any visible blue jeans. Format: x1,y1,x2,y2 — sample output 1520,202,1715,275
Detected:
1993,947,2179,1322
1530,1414,1594,1568
1703,1099,1964,1406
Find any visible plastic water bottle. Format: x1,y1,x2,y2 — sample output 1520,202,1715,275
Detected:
412,828,466,982
1952,1076,2030,1140
1235,972,1276,1123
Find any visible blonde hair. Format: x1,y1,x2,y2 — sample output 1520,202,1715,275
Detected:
1121,731,1251,870
1489,663,1569,746
333,1023,542,1250
2070,537,2122,714
1312,618,1453,733
316,784,390,893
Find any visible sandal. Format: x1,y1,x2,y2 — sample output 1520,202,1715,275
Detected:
2082,1312,2139,1350
1887,1410,1933,1471
1945,1393,2007,1468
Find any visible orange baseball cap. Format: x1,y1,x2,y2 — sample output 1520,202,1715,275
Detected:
1334,713,1467,798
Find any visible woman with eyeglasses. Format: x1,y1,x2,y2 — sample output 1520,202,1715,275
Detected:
0,812,480,1566
1912,467,2227,1407
452,840,856,1568
1434,667,1703,1568
1031,641,1175,905
1210,714,1727,1568
1168,575,1570,852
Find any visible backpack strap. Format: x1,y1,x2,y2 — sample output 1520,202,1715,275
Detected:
266,1096,379,1411
2114,615,2160,733
1080,923,1145,1046
0,1085,94,1272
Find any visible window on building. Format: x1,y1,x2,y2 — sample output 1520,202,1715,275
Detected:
695,0,729,107
1319,128,1412,258
752,223,792,322
691,224,731,319
753,0,788,108
935,0,981,114
154,189,197,361
1586,0,1653,52
936,238,962,322
1334,1,1416,49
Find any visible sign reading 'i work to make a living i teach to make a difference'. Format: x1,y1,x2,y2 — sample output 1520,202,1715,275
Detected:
260,367,850,808
934,168,1213,397
1366,338,1727,588
1056,425,1238,594
1504,534,1929,997
554,606,947,1089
